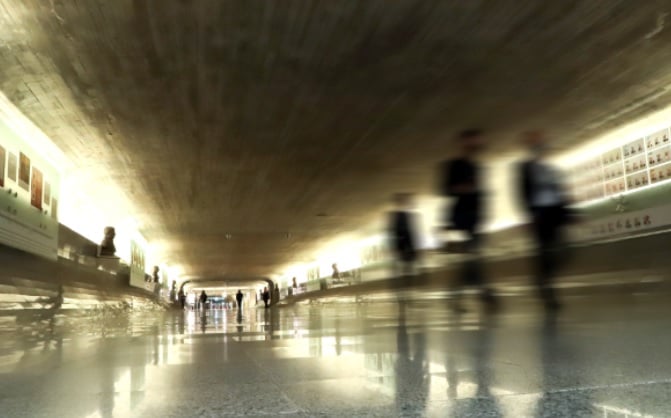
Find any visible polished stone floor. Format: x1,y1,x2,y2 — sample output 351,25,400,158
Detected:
0,281,670,417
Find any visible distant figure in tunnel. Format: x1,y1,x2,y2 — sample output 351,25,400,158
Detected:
273,284,280,304
170,280,177,302
199,290,208,310
236,290,244,310
440,129,497,312
178,288,186,309
518,131,572,311
262,287,270,308
389,193,419,277
331,263,341,283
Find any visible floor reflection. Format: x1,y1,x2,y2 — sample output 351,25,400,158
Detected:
446,314,503,417
14,286,65,367
0,289,669,417
535,313,593,417
394,299,430,415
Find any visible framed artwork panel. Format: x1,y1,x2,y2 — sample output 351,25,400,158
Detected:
44,181,51,205
31,167,43,210
7,152,17,182
19,152,30,190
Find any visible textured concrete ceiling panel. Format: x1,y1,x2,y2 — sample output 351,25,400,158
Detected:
1,1,671,278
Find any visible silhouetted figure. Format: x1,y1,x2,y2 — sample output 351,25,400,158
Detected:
152,266,160,283
199,290,208,310
236,290,244,310
273,284,280,304
169,280,177,302
331,263,340,282
289,277,298,296
98,226,116,256
389,193,419,277
262,287,270,308
519,131,571,311
441,129,497,312
178,288,186,309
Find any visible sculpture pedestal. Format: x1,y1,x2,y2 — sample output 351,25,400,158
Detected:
96,256,120,272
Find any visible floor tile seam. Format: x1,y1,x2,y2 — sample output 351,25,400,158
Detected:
261,373,402,385
0,384,309,402
486,377,671,399
542,377,671,394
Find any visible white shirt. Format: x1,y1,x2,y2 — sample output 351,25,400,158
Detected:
531,161,563,207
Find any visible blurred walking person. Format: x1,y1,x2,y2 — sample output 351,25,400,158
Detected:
389,193,419,277
236,289,244,310
518,131,571,311
440,129,497,312
262,287,270,308
178,288,186,309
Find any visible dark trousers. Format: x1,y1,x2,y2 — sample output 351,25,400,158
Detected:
531,206,565,305
453,228,496,307
460,230,482,284
393,248,417,277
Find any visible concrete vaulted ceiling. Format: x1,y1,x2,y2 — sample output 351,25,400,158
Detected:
2,1,671,279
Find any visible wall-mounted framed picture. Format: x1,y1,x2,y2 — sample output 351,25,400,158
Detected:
19,152,30,190
7,152,17,182
0,144,5,188
44,181,51,205
51,197,58,220
31,167,43,210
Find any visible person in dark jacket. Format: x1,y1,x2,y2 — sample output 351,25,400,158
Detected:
518,131,571,310
440,129,497,313
236,290,244,310
262,287,270,308
178,288,186,309
389,193,419,277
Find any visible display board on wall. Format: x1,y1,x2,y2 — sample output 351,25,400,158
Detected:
0,117,60,260
31,167,43,210
570,203,671,242
307,266,320,281
360,244,389,266
129,240,147,289
44,182,51,205
18,152,30,191
7,152,17,182
570,127,671,203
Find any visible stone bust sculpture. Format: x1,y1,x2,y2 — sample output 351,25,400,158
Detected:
99,226,116,256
